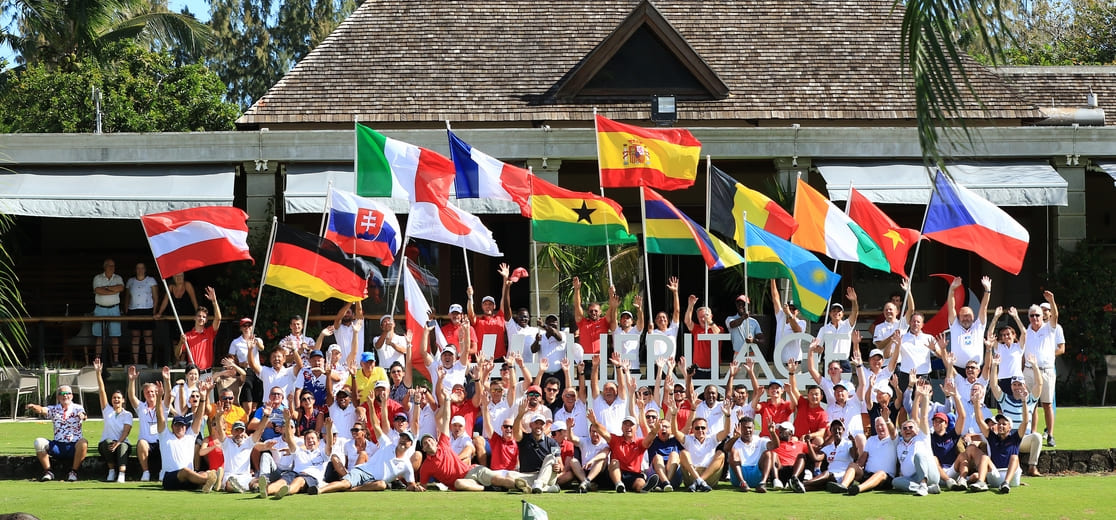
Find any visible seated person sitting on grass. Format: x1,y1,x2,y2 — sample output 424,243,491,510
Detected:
27,384,88,482
156,379,221,492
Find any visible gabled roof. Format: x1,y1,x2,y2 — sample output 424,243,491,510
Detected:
552,0,728,102
994,66,1116,126
239,0,1041,127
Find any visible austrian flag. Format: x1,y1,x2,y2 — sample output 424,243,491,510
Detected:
141,206,253,278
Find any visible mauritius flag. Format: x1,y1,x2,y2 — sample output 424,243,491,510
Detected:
642,187,743,270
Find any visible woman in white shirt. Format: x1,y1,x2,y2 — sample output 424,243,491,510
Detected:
93,359,133,482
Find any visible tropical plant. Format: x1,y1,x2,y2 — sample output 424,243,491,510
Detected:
0,213,29,367
0,0,211,68
536,243,641,323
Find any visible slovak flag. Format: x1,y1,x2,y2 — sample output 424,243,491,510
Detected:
923,171,1029,275
447,130,533,217
325,188,402,265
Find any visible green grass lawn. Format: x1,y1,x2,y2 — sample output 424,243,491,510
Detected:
2,406,1113,456
0,475,1111,520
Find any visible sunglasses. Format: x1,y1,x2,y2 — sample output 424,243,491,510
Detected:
350,427,364,432
693,426,707,431
57,391,72,396
1029,314,1041,317
271,392,285,397
300,397,313,402
221,396,235,401
190,394,200,399
673,389,685,394
502,424,514,430
645,415,658,420
526,392,541,397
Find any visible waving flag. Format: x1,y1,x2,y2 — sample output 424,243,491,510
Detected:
642,187,743,270
326,188,401,265
924,171,1029,275
847,188,920,277
596,114,701,190
355,123,453,200
447,130,532,216
403,262,439,379
265,224,378,302
141,206,252,278
709,166,798,241
745,222,841,321
793,178,889,271
530,176,638,246
407,200,503,256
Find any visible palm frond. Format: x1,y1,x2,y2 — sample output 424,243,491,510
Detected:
101,11,213,56
0,213,29,367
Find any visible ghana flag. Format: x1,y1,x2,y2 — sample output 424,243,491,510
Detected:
265,223,379,302
530,176,637,246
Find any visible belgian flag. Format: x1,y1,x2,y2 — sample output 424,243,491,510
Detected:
265,223,378,302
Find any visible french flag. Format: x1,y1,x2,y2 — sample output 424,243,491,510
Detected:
924,171,1029,275
326,188,401,266
447,130,532,217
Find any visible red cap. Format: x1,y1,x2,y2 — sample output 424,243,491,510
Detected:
510,267,530,283
526,385,542,395
933,412,949,422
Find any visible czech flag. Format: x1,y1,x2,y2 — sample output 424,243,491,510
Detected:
924,171,1029,275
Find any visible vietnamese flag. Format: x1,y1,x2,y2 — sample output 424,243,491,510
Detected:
847,188,921,277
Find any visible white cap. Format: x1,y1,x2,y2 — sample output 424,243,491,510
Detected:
868,348,885,359
481,296,496,304
1040,302,1051,310
528,413,547,424
551,421,568,431
451,415,466,426
448,304,463,314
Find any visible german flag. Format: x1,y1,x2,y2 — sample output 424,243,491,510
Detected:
265,223,376,302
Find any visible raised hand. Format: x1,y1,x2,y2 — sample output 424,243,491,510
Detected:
633,294,643,309
809,338,823,354
204,286,217,302
609,351,622,366
993,306,1003,318
949,277,962,290
846,286,857,301
667,276,678,292
981,276,991,292
1043,290,1055,303
728,361,740,377
744,358,755,373
899,278,909,292
559,358,570,371
687,294,698,307
93,358,103,372
498,263,510,279
1008,306,1019,318
1025,353,1037,366
572,276,581,291
127,365,137,381
539,358,549,372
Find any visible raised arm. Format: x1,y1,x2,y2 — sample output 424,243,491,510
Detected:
683,294,698,332
786,361,802,402
846,286,859,325
204,286,221,332
977,276,991,325
633,294,645,333
155,382,168,434
886,331,901,373
93,358,109,410
586,408,610,444
192,380,211,433
572,276,586,322
1026,354,1043,397
126,365,141,409
945,380,965,435
1044,291,1059,330
900,278,916,324
668,276,680,326
1008,307,1026,346
946,277,961,325
769,279,783,311
806,338,823,385
607,286,619,330
334,303,352,330
499,264,512,319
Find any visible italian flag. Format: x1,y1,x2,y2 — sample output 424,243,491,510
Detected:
355,123,455,201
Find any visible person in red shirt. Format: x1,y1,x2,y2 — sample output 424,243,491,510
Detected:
176,286,221,370
788,362,829,441
418,378,523,491
683,295,723,379
480,384,520,472
441,304,478,359
765,421,811,493
753,381,794,433
571,276,612,365
587,407,660,493
467,263,512,360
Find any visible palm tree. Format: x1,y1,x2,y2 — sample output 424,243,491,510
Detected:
0,213,28,367
1,0,211,68
899,0,1015,169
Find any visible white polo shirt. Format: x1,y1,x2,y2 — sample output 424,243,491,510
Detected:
949,318,985,368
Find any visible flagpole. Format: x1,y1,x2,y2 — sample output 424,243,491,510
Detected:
901,167,938,319
639,187,653,323
140,220,192,365
253,217,279,329
703,155,711,305
531,240,541,320
785,172,802,312
462,247,473,291
304,181,335,323
390,235,411,317
741,209,748,302
593,107,615,288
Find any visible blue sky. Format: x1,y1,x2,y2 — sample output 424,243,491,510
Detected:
2,0,211,66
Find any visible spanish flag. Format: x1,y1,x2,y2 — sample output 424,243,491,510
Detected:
530,176,637,246
642,187,744,270
596,115,702,190
265,223,378,302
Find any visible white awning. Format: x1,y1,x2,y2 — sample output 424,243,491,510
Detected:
0,166,235,218
815,161,1067,206
1097,161,1116,185
284,164,520,214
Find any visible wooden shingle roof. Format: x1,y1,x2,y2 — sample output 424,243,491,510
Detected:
239,0,1041,127
994,66,1116,126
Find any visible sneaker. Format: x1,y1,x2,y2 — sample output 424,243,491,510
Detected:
755,483,767,494
928,484,941,494
429,482,448,491
106,469,117,482
201,471,219,493
970,481,988,492
158,470,165,482
514,478,530,494
687,481,699,492
577,480,590,494
847,483,860,496
738,482,750,493
531,487,543,495
916,483,928,496
789,477,805,494
999,483,1010,494
546,485,561,493
615,483,626,493
67,471,78,482
307,485,319,495
258,475,270,499
700,482,714,492
772,477,784,490
116,471,126,483
951,479,968,491
826,482,847,494
140,470,151,482
644,474,660,492
803,470,814,480
228,478,246,494
40,471,54,482
272,484,289,500
1047,436,1056,447
662,483,673,492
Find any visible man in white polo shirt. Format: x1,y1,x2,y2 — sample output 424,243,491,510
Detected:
1023,292,1061,447
946,276,991,370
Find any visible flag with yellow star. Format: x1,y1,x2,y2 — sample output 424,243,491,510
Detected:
847,188,921,277
528,176,637,246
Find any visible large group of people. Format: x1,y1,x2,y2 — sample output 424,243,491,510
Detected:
28,263,1065,499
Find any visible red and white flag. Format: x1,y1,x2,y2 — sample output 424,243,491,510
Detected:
141,206,253,278
403,262,445,379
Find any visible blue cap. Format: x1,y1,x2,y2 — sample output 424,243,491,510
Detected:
360,351,376,363
309,349,324,358
172,415,190,426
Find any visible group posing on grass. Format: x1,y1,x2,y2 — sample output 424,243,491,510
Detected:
25,269,1063,498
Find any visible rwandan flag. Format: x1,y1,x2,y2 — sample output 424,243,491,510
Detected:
744,221,840,321
642,187,743,270
265,223,380,302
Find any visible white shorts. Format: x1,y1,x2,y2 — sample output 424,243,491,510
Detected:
1024,367,1056,403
